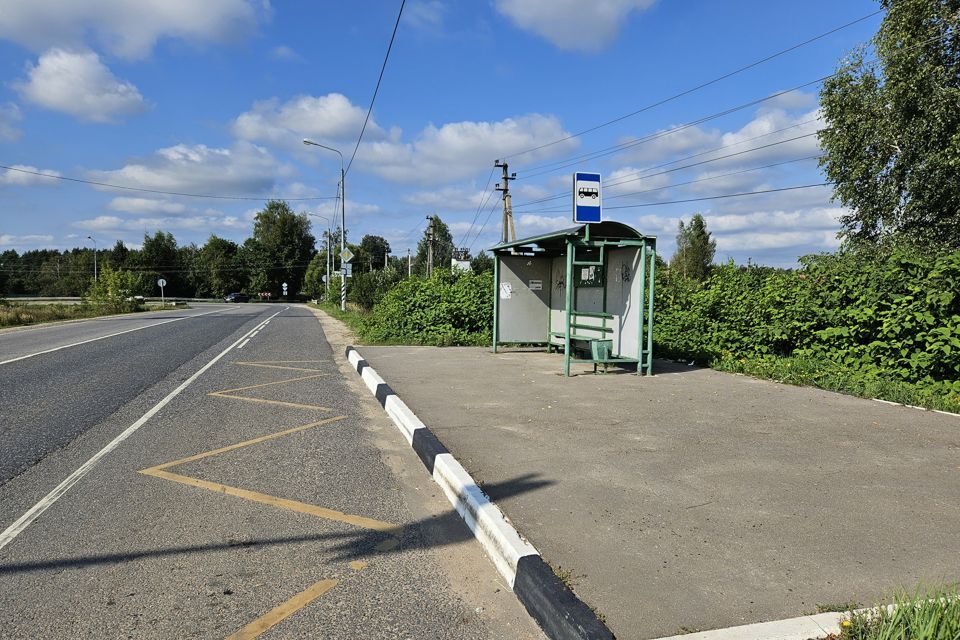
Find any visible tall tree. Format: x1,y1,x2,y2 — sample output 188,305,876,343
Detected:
247,200,316,296
140,231,185,295
819,0,960,249
196,236,243,297
359,235,391,271
671,213,716,280
414,216,454,276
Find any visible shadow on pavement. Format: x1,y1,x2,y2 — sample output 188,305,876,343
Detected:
0,473,554,575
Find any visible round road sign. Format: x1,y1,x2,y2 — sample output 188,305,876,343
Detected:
157,278,167,287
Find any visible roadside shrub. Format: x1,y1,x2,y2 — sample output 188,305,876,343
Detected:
360,270,493,346
84,267,146,314
350,265,405,310
654,248,960,407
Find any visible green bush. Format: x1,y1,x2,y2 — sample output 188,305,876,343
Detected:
84,267,146,314
360,270,493,346
654,248,960,408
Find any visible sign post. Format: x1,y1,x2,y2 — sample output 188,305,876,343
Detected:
573,172,602,224
157,278,167,307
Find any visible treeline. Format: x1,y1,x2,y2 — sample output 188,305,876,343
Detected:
0,201,492,300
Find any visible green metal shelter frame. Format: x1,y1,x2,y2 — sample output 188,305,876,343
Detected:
491,221,656,377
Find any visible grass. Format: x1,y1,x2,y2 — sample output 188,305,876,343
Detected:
309,301,370,337
0,301,145,329
712,353,960,415
837,586,960,640
818,601,863,614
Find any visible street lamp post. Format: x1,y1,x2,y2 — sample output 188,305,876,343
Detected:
307,213,332,300
303,139,346,311
87,235,97,282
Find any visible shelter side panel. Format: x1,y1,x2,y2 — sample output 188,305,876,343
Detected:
497,255,552,343
550,256,566,342
606,247,642,357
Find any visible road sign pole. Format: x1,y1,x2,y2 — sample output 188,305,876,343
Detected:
340,166,346,312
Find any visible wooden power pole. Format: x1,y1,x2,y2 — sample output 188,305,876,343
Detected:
494,160,516,243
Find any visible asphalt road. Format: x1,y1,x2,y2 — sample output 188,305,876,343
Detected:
0,304,541,639
0,304,255,484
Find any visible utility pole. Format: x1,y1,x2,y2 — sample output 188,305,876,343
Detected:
407,248,411,277
426,215,435,278
494,160,516,243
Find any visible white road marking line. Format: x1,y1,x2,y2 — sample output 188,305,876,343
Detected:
250,331,260,337
0,307,226,366
237,339,251,349
0,307,287,552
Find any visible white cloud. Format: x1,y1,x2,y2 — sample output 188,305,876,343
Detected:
87,141,292,196
615,124,721,165
626,202,846,267
605,166,671,195
494,0,655,51
406,0,446,32
716,107,822,165
404,186,489,211
0,233,54,249
72,214,246,233
269,45,302,62
107,197,187,215
517,214,568,235
0,0,260,59
359,114,578,184
0,103,22,142
232,93,384,151
15,49,147,123
0,164,61,186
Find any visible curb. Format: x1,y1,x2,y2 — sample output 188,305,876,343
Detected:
345,345,613,640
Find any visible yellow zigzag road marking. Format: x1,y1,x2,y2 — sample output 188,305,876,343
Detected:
141,364,402,639
207,373,332,410
139,416,400,536
226,579,340,640
234,362,329,372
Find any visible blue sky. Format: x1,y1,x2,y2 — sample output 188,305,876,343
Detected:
0,0,881,266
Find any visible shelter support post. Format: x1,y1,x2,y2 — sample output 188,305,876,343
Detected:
646,246,656,375
563,239,574,377
636,241,647,375
492,256,500,353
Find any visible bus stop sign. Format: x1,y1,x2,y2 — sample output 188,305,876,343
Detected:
573,172,602,223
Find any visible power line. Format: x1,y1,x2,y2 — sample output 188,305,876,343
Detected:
0,164,338,201
514,127,821,208
520,183,832,214
466,194,503,251
344,0,406,176
513,29,947,182
519,155,823,214
503,10,882,161
605,155,823,202
518,79,827,178
455,166,496,248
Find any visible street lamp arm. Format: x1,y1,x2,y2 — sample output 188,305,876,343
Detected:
302,139,343,163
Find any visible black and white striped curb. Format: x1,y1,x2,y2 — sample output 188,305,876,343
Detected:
345,346,613,640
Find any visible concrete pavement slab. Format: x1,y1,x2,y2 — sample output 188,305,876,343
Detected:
356,345,960,639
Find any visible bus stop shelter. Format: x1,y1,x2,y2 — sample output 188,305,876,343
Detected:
491,221,656,376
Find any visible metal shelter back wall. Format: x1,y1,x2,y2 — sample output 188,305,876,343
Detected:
497,255,552,343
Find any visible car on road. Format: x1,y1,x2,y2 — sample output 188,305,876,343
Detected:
224,292,250,303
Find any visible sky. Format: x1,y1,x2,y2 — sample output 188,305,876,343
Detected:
0,0,882,266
